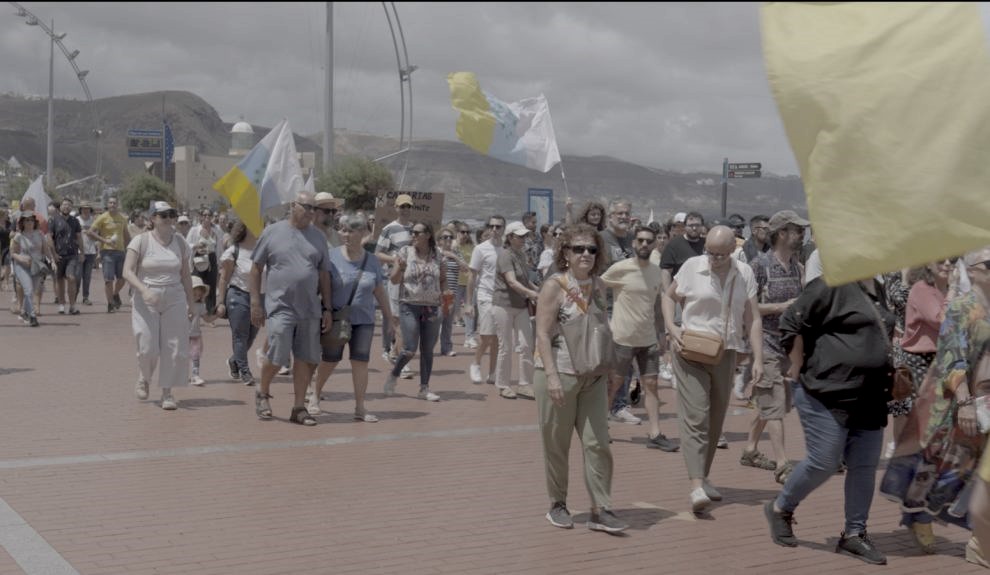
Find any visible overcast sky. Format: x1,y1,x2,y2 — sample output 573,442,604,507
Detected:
1,2,798,175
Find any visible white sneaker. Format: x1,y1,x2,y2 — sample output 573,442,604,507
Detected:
659,362,674,381
307,397,321,416
418,388,440,402
702,479,723,501
135,378,149,400
57,304,65,314
690,487,712,513
609,406,642,425
161,390,178,410
464,337,478,349
383,373,398,397
278,365,292,376
190,375,205,386
469,363,483,384
717,434,729,449
733,370,748,400
382,351,393,363
400,366,414,379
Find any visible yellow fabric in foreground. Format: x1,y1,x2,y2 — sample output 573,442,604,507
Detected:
213,167,263,237
447,72,496,155
762,3,990,285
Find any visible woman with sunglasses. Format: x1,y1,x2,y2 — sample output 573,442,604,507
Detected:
491,221,540,399
438,225,467,357
533,223,628,533
122,201,195,410
10,210,53,326
882,247,990,567
384,221,446,401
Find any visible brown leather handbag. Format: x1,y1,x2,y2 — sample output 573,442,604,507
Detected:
679,274,737,365
891,366,914,401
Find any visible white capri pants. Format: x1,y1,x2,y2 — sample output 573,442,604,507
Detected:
492,304,534,389
132,284,190,389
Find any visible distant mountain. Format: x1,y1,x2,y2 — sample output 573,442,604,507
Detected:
0,91,806,221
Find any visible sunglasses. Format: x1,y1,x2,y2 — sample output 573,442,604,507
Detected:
634,237,655,244
487,224,504,230
440,235,454,240
553,232,562,238
707,251,733,259
294,202,316,212
941,257,960,265
157,210,178,219
398,204,413,209
318,208,337,215
459,230,470,234
566,244,598,255
970,260,990,270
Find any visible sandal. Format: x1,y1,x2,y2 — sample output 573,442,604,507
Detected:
354,410,379,423
255,392,273,420
740,449,777,471
290,406,317,426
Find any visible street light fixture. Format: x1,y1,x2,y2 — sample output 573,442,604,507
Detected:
10,2,101,194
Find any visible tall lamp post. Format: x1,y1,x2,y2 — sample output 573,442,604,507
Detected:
10,3,98,193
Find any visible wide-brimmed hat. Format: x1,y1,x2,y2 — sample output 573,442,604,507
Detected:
314,192,342,209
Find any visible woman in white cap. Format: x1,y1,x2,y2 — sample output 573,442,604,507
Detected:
10,210,54,326
491,221,540,399
122,201,195,410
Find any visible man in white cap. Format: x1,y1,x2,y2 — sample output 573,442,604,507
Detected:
176,214,192,239
375,194,415,368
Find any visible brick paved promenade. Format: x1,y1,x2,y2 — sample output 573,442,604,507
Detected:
0,288,984,574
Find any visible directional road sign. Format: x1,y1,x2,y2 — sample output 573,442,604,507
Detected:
728,170,761,178
728,162,761,171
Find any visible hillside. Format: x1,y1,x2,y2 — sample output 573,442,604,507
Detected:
0,91,806,221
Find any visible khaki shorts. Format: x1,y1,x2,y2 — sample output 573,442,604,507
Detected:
613,342,660,377
477,299,497,336
753,354,793,420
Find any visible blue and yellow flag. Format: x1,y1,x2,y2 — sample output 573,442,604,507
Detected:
447,72,561,173
762,3,990,284
213,120,304,236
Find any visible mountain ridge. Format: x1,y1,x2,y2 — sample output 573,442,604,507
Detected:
0,90,806,221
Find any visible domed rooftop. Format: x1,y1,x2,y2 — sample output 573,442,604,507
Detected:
231,121,254,134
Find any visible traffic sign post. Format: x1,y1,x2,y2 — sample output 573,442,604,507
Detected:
721,159,762,216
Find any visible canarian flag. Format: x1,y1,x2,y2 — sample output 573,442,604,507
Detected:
762,3,990,285
447,72,561,173
213,120,304,236
21,175,51,234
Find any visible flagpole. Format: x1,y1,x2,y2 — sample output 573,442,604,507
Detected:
161,93,166,182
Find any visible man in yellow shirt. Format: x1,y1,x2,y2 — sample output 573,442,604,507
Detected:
86,196,130,313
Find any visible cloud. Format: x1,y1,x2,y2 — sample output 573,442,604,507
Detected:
1,2,798,174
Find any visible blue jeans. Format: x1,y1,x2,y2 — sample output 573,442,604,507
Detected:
81,253,96,299
776,382,884,535
13,264,39,317
226,286,259,375
392,303,441,388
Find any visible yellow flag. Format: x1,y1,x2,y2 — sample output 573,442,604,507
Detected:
762,3,990,284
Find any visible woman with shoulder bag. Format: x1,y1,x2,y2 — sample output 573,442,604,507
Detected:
121,202,195,410
661,226,763,513
10,210,53,326
308,213,395,420
216,221,260,385
491,221,540,399
383,221,445,401
533,223,628,533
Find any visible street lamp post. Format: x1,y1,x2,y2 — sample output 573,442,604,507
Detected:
11,2,99,196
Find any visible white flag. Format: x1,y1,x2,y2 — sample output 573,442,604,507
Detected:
21,175,51,233
303,169,316,194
